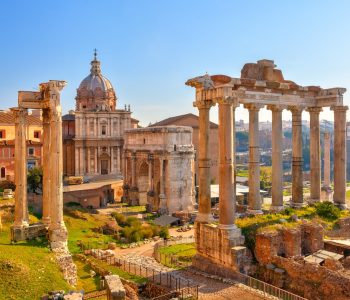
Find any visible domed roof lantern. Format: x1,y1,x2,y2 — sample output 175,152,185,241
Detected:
76,49,117,112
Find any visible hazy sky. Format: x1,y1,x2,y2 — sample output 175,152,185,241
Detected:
0,0,349,126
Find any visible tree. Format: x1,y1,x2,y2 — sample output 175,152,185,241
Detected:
260,166,272,191
27,167,43,193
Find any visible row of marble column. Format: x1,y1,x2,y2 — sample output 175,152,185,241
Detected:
12,106,65,231
75,146,122,175
195,100,348,225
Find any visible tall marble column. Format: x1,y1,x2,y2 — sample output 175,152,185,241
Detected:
195,100,215,223
42,108,51,226
267,105,284,211
307,107,322,203
244,103,263,214
87,147,91,174
323,132,331,188
148,154,154,192
218,99,237,226
11,107,29,228
116,147,121,173
159,158,167,210
46,80,67,250
94,147,98,174
289,106,304,207
111,147,114,173
331,106,348,209
131,153,136,188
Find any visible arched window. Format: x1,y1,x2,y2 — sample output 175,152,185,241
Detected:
1,167,5,178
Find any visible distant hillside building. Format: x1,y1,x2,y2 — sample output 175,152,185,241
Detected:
62,52,138,179
150,113,219,184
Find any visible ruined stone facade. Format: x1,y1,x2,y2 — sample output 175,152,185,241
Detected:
123,126,195,214
186,59,347,278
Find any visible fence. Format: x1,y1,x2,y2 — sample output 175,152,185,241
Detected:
84,249,199,299
234,272,307,300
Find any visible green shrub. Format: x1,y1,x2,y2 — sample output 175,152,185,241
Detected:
126,217,141,227
314,201,341,221
112,213,127,226
159,226,170,239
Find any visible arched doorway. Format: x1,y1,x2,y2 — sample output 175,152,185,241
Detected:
137,161,149,205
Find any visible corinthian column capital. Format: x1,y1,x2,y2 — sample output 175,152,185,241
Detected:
267,104,286,112
331,105,349,112
193,99,215,110
244,103,264,111
306,107,323,114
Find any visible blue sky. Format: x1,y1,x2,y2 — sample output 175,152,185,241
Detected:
0,0,350,126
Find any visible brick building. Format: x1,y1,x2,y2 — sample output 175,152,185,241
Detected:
0,110,43,181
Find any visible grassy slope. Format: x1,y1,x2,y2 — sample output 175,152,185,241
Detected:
0,224,70,300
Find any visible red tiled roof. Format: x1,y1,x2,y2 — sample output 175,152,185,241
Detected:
150,113,218,128
0,111,42,126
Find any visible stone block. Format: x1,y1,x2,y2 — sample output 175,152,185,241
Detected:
105,275,126,300
282,228,301,257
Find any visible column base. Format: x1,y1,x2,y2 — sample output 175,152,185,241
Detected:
10,223,29,242
290,202,306,209
334,203,348,210
269,205,285,212
246,209,263,215
308,198,321,205
195,212,214,223
49,224,68,251
42,217,51,228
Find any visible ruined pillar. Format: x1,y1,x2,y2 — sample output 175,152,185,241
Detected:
75,147,79,175
94,147,98,174
117,147,121,173
46,80,68,250
289,106,304,208
11,107,29,228
267,105,284,211
129,152,139,205
148,154,153,192
195,100,215,222
323,132,331,188
332,106,348,209
244,103,263,214
307,107,322,203
42,108,51,226
218,98,237,226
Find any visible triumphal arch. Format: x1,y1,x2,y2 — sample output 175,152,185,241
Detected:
186,59,347,275
11,80,68,250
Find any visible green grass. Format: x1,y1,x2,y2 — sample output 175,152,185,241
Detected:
0,224,70,300
346,189,350,200
74,257,102,293
158,243,196,268
64,210,117,254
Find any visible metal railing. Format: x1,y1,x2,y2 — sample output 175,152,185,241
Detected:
234,272,307,300
84,249,199,299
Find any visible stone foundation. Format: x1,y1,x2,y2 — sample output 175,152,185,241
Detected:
55,250,78,286
128,188,139,206
193,222,247,274
105,275,126,300
10,222,47,242
49,225,68,250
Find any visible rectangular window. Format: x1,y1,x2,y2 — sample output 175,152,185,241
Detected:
0,130,6,139
102,125,106,135
28,147,34,156
90,122,94,134
34,131,40,139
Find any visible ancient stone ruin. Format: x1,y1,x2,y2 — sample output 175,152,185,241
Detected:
10,80,76,284
122,126,195,214
186,59,348,277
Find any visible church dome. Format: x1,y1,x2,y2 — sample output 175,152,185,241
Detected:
76,51,117,111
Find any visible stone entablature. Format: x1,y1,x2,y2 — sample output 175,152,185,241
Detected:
123,126,195,214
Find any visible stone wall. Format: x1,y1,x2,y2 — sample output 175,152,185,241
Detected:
269,256,350,300
193,222,247,277
255,222,324,264
326,217,350,238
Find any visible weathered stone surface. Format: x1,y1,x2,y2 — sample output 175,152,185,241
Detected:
105,275,126,300
301,222,324,254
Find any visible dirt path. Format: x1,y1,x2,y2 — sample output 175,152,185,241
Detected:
116,227,195,257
